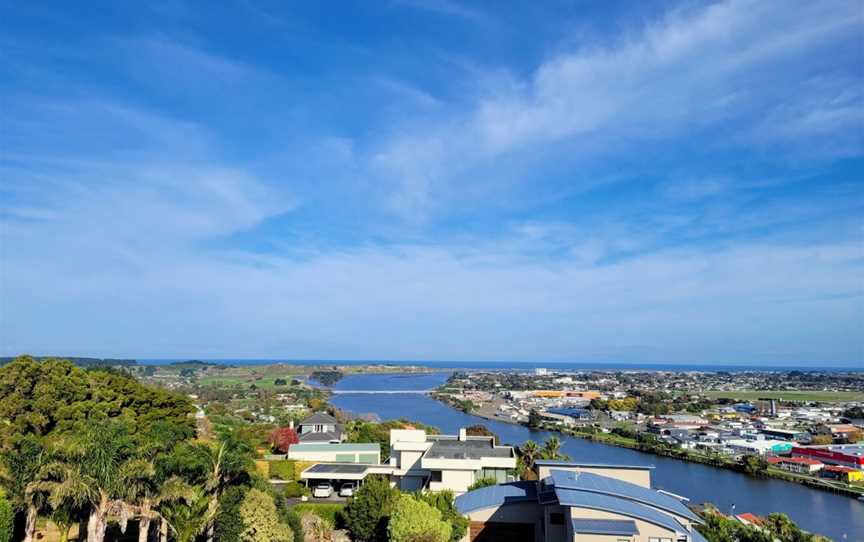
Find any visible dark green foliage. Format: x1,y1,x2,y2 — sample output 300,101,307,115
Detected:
740,455,769,477
309,370,344,386
0,494,13,542
0,435,44,510
697,509,827,542
464,425,497,443
214,486,246,542
293,503,344,528
0,356,194,440
528,409,543,428
339,475,397,542
274,378,288,386
416,490,468,542
276,500,304,542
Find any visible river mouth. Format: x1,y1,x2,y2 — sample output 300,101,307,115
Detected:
328,371,863,541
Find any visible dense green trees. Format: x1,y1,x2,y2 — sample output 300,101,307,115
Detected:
697,508,829,542
0,493,13,542
238,489,292,542
387,494,451,542
0,356,301,542
340,475,397,542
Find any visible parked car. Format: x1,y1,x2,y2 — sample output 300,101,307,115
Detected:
339,482,356,497
313,483,333,498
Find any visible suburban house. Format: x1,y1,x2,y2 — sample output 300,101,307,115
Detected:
389,428,517,493
297,411,344,443
455,459,706,542
287,442,381,464
294,427,517,494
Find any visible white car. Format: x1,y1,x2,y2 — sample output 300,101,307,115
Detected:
312,483,333,498
339,482,356,497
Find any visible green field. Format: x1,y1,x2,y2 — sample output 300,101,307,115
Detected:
198,375,297,389
703,390,864,402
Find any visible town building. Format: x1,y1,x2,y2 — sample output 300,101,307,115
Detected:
766,456,823,474
819,465,864,483
791,444,864,470
455,460,706,542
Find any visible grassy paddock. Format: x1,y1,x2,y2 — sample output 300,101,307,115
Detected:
702,390,864,402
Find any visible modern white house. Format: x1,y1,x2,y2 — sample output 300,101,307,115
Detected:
455,460,706,542
294,427,517,494
388,428,517,493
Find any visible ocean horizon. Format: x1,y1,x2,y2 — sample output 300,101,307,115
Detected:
135,358,864,372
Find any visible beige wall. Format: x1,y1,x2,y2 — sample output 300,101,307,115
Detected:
430,468,475,493
536,465,651,488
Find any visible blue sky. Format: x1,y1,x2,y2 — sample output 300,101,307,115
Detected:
1,0,862,365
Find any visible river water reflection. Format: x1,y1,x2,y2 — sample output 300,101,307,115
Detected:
327,372,863,541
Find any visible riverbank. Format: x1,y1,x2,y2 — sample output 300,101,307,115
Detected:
430,392,864,499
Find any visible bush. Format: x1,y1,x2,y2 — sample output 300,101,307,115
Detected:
416,490,468,542
282,481,309,498
0,495,12,542
467,477,497,491
215,486,247,542
292,503,344,529
388,494,451,542
239,489,293,542
340,475,398,542
270,460,296,481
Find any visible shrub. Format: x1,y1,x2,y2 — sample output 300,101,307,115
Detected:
215,486,247,542
270,460,296,481
282,481,309,498
388,494,451,542
0,495,12,542
467,477,497,491
416,490,468,542
340,475,397,542
239,489,293,542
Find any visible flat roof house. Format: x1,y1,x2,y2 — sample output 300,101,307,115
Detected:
456,460,706,542
389,427,517,493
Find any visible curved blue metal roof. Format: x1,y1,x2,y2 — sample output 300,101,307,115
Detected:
555,489,686,533
455,481,537,514
549,469,701,523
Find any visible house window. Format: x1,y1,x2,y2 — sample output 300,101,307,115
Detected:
430,471,442,482
549,513,565,525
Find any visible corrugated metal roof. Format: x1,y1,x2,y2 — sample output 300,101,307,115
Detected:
455,481,537,514
571,519,639,535
555,489,685,533
549,469,701,523
691,528,709,542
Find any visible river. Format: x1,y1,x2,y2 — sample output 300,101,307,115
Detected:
327,372,863,541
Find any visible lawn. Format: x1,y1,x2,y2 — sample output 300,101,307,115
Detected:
198,374,296,389
703,390,864,402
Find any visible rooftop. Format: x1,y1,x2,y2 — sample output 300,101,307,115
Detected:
290,442,380,452
425,437,513,460
300,411,339,425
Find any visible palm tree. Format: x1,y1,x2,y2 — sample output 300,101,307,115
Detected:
158,485,210,542
26,458,94,542
518,440,540,473
541,436,562,460
192,436,253,542
0,436,45,542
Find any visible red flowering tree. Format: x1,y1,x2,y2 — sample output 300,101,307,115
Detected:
268,426,300,453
